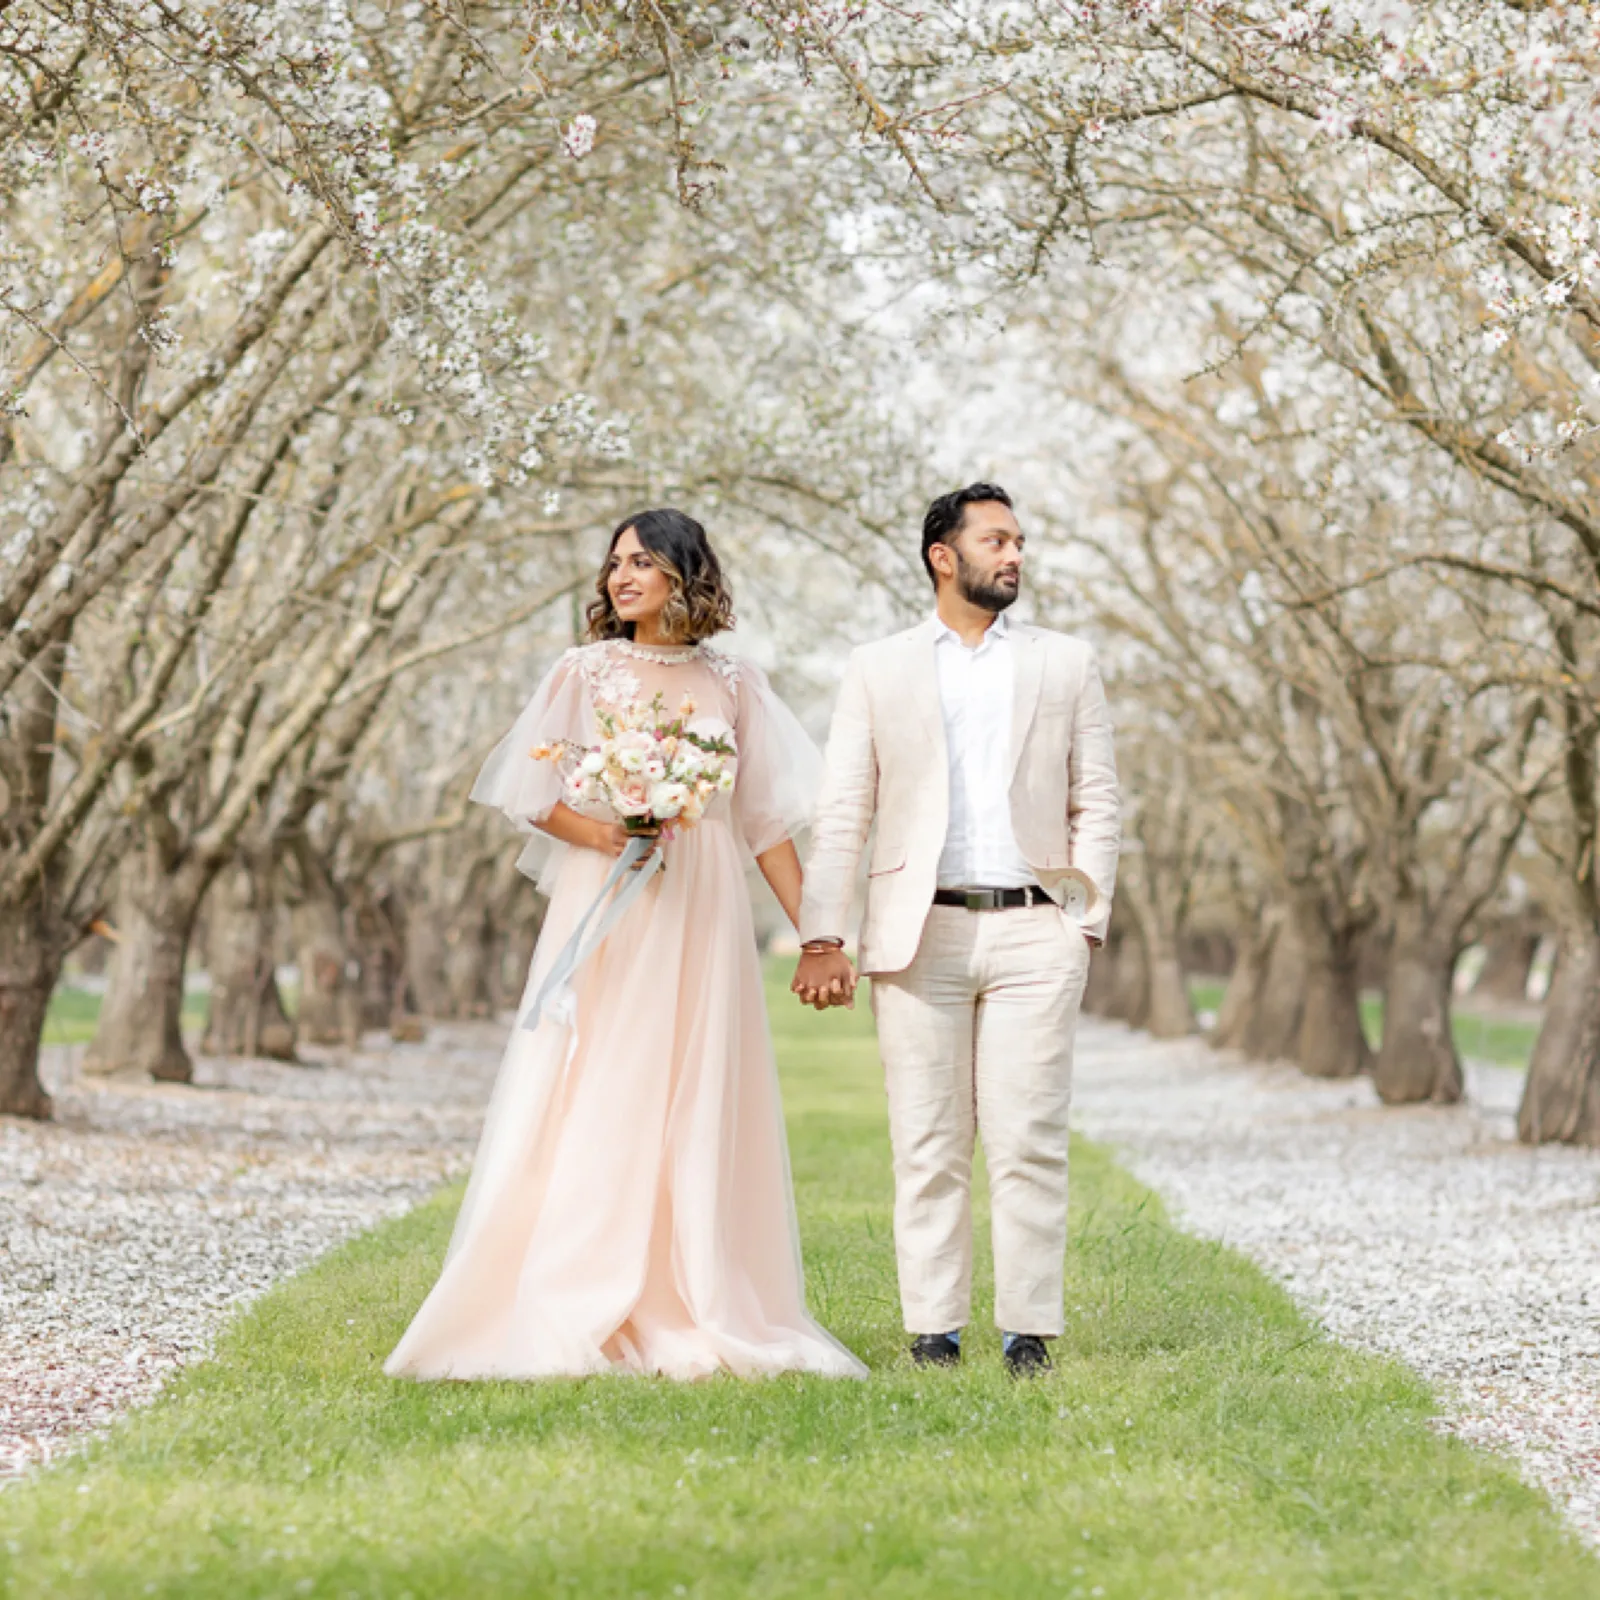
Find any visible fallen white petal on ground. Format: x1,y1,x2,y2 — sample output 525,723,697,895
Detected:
0,1024,501,1484
1072,1018,1600,1549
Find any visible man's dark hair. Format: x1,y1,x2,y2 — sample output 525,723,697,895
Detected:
920,482,1014,587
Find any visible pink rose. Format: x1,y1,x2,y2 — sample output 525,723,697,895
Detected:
615,779,652,817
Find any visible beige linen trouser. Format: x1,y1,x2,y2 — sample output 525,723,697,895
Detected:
870,902,1091,1337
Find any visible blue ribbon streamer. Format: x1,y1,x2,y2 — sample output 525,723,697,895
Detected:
520,833,663,1032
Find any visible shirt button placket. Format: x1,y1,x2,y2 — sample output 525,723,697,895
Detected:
962,661,978,882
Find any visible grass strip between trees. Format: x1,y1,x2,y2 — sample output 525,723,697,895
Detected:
38,985,210,1048
2,976,1593,1598
1186,981,1541,1071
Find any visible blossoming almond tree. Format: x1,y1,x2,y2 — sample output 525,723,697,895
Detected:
0,0,951,1115
1002,265,1551,1098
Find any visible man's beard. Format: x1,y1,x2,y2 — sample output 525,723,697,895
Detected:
955,550,1020,613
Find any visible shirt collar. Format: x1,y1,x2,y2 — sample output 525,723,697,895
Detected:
932,610,1011,648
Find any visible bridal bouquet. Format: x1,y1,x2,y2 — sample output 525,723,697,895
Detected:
520,694,735,1034
533,691,736,838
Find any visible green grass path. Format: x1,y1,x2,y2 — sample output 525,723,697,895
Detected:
2,979,1592,1598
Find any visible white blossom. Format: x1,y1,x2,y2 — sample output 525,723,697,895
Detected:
562,114,598,160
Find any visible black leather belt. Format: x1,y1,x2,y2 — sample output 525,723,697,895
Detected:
933,886,1050,911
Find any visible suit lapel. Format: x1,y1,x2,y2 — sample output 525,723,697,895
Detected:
905,617,947,757
1009,627,1045,784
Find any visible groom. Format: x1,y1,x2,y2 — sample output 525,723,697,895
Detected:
792,482,1120,1377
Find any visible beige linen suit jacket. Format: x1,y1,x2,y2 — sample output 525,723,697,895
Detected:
799,617,1121,975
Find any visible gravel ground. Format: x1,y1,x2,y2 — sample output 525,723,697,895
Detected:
0,1024,498,1483
1072,1017,1600,1549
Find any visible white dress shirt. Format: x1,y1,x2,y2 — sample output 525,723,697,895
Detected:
933,611,1039,890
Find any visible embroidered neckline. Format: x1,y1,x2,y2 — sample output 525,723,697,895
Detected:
570,638,740,713
611,639,703,663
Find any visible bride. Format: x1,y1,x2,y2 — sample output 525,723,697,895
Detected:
386,508,867,1381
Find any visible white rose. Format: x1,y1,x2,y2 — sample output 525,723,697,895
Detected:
580,751,606,776
650,781,690,818
618,748,646,773
643,758,667,781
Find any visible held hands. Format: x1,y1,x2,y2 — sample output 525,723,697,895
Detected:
792,946,858,1011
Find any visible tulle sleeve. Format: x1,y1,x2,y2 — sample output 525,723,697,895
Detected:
731,659,825,857
470,649,593,886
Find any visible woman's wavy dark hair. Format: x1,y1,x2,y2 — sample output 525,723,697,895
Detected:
584,507,736,645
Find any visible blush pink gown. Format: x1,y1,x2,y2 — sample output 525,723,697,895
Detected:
385,637,867,1381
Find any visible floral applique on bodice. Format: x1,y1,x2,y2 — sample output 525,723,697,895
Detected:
570,639,743,732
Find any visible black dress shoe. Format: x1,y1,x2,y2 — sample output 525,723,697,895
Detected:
910,1333,961,1368
1004,1335,1052,1378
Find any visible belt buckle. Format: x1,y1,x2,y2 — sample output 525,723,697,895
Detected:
964,888,992,912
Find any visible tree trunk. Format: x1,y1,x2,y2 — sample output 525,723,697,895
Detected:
1240,910,1307,1062
0,896,60,1118
1118,858,1195,1040
443,905,496,1019
495,910,541,1014
1105,926,1150,1028
0,625,71,1115
291,898,360,1046
1518,927,1600,1145
1374,896,1462,1104
1080,926,1121,1016
1291,897,1372,1080
405,909,451,1017
404,896,495,1021
1474,921,1540,1003
82,851,204,1082
350,885,408,1031
291,850,361,1046
1143,929,1194,1038
1212,910,1276,1050
1181,929,1234,978
202,855,297,1060
1353,922,1392,995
